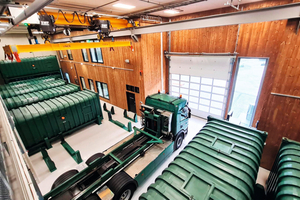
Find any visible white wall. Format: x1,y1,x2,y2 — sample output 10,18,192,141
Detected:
0,34,56,60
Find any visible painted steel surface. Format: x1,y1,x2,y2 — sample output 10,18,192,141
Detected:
140,116,268,200
0,74,61,91
0,79,66,99
266,138,300,200
10,90,103,155
0,56,60,82
145,93,189,137
4,84,79,110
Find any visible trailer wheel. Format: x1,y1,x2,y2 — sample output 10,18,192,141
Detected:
85,194,101,200
107,171,137,200
174,132,184,151
85,153,105,166
51,169,79,190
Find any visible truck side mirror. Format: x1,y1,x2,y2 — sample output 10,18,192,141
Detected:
188,108,191,118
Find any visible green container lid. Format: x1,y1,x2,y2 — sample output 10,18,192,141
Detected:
0,79,66,99
266,138,300,200
140,116,268,200
3,84,79,110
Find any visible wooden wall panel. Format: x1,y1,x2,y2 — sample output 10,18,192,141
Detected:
258,19,300,169
58,36,145,113
168,0,298,169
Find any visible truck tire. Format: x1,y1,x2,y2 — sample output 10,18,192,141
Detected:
85,194,101,200
174,132,184,151
51,169,79,190
107,171,137,200
86,153,105,166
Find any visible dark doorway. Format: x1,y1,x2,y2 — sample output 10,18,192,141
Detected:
126,92,136,113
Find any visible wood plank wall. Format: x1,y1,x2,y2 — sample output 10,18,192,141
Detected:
53,30,167,114
169,0,300,169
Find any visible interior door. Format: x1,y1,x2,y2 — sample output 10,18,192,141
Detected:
60,62,79,85
126,92,136,113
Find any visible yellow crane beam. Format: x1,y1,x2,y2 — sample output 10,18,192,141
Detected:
40,11,139,30
4,41,131,54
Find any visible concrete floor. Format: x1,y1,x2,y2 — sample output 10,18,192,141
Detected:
27,102,270,198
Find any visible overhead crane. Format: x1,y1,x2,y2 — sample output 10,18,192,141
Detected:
3,9,138,62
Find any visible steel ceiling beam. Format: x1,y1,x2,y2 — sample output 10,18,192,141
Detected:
0,0,54,35
52,2,300,43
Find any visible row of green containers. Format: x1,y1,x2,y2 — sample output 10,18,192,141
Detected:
0,56,61,83
140,116,268,200
0,79,66,99
10,90,103,155
4,84,80,110
0,74,61,91
266,138,300,200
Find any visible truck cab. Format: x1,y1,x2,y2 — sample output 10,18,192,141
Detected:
141,93,191,150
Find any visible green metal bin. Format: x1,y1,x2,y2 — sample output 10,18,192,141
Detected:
0,79,66,99
266,138,300,200
0,56,60,83
3,84,80,110
10,90,103,156
140,116,268,200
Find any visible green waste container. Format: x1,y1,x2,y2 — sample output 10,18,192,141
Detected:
0,74,62,91
0,56,60,83
4,84,80,110
10,90,103,156
0,79,66,99
140,116,268,200
266,138,300,200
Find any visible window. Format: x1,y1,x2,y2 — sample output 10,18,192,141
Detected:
67,49,73,60
59,51,64,59
96,81,109,99
88,79,95,91
80,77,87,89
65,73,70,83
81,41,89,62
96,82,103,97
89,40,103,63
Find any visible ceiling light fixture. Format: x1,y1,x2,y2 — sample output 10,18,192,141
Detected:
0,24,10,27
164,9,180,14
32,31,43,34
113,3,135,9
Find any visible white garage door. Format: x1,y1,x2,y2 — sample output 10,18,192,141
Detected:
169,56,235,119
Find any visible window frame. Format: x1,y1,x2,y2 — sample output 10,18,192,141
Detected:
67,49,73,60
80,76,87,89
81,41,89,62
59,50,64,59
96,81,109,100
88,79,95,92
89,40,104,64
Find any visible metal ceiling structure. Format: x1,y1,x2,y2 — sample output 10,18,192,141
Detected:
52,2,300,43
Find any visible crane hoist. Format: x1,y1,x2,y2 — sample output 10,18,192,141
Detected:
3,9,139,62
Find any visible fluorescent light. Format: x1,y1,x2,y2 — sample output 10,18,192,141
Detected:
32,31,43,34
164,10,180,14
0,24,10,27
113,3,135,9
0,28,6,30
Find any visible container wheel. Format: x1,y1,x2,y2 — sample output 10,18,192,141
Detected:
85,194,101,200
107,171,137,200
51,169,79,190
174,132,184,151
85,153,105,166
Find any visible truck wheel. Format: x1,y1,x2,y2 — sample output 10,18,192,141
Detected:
85,153,105,166
174,133,184,151
85,194,101,200
51,169,79,190
107,171,137,200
